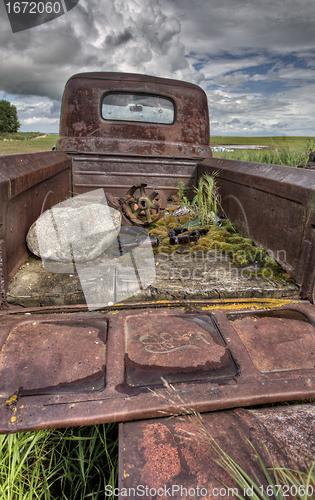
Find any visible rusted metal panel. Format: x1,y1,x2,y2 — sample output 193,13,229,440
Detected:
125,313,238,387
56,73,212,159
0,318,107,397
0,151,71,299
0,240,6,309
198,158,315,302
71,156,198,198
227,308,315,372
1,298,315,433
119,404,315,500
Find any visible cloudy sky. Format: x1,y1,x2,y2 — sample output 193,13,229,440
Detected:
1,0,315,136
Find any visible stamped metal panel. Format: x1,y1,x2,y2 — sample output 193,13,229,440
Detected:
0,151,71,295
56,72,212,159
0,317,107,398
1,298,315,433
198,158,315,302
71,155,198,198
119,404,315,500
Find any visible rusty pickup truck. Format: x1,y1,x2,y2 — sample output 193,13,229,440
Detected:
1,72,315,494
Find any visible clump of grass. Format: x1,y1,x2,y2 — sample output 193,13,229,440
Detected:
0,423,118,499
177,174,221,225
212,438,315,500
191,172,220,224
177,181,191,207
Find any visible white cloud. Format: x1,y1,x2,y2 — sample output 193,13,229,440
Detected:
23,117,59,125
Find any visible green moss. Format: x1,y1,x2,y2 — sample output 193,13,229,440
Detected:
207,240,223,249
209,234,227,242
149,228,168,237
156,218,169,226
218,242,235,253
228,235,246,244
211,227,231,238
165,216,177,224
162,237,171,246
177,215,191,224
168,222,179,229
221,219,237,232
232,251,252,266
198,237,210,246
158,245,173,254
190,244,207,253
147,209,292,284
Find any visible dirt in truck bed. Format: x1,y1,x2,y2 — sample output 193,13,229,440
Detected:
7,210,298,308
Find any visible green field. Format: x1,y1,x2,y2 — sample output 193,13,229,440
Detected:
210,135,314,148
211,136,315,167
0,132,57,155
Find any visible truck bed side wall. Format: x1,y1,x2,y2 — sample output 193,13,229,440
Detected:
0,151,72,307
197,158,315,302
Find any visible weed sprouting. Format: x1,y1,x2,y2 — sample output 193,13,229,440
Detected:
177,172,221,225
0,424,118,499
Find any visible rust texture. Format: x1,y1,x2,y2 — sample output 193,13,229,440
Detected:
119,184,167,225
198,158,315,302
119,404,315,500
125,313,238,386
1,299,315,433
56,72,212,158
70,155,199,199
56,73,211,198
0,240,6,309
0,151,71,303
0,318,107,397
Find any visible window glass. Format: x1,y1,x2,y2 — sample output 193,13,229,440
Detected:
102,93,174,124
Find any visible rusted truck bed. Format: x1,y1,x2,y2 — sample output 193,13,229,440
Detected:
1,298,315,434
1,72,315,449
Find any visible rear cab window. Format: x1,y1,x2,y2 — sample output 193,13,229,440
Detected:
101,92,175,124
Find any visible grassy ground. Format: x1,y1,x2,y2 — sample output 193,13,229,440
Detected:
0,132,57,155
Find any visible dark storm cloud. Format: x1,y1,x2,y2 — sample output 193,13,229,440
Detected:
228,118,241,125
161,0,315,55
271,122,288,129
0,0,197,101
50,100,61,116
105,28,133,47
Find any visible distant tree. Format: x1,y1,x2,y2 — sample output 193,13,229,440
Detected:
0,99,21,133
